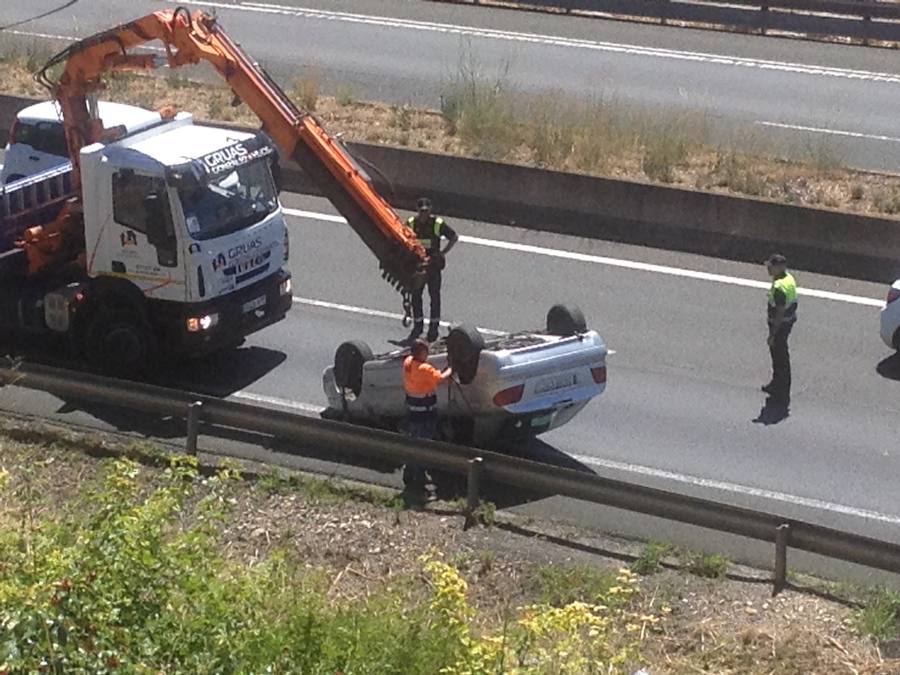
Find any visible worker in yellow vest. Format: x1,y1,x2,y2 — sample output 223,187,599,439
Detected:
405,197,458,343
762,254,798,406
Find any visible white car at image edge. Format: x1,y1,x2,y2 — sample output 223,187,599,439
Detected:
881,280,900,350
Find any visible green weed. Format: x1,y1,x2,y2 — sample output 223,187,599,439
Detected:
684,551,729,579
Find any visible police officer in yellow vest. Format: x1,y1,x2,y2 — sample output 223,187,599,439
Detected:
762,254,798,406
406,197,458,342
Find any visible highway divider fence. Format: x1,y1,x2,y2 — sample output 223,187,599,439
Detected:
1,93,898,283
432,0,900,45
4,358,900,595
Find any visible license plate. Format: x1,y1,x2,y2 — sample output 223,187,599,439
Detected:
242,295,267,313
533,373,576,395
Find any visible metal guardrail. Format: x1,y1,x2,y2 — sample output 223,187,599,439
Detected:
439,0,900,44
3,360,900,593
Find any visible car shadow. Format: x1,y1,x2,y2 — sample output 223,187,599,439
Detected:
752,396,790,425
876,352,900,381
432,436,598,509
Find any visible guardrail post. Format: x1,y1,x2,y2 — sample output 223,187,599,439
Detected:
773,523,791,596
464,457,484,530
186,401,203,456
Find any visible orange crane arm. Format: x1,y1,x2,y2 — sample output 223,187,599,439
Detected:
37,6,426,293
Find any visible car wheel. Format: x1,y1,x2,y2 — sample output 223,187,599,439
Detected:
446,324,484,385
333,339,373,396
546,304,587,336
83,308,157,376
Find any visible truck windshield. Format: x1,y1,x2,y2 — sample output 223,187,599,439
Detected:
178,159,277,240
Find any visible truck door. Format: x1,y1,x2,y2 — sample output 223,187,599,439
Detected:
92,168,187,301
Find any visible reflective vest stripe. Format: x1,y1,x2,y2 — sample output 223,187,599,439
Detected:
407,216,443,250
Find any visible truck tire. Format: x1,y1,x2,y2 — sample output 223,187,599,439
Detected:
83,308,157,376
546,304,587,336
333,340,373,396
447,324,484,385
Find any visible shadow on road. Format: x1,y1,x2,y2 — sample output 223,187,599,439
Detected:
876,352,900,381
152,345,287,396
752,396,790,425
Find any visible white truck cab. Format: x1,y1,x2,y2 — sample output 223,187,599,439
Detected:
1,101,162,183
0,104,291,371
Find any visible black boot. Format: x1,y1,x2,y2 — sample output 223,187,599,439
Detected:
406,321,424,343
426,322,440,342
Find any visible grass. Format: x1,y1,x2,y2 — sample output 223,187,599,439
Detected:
631,542,672,576
292,65,321,111
684,551,730,579
857,587,900,641
531,562,618,605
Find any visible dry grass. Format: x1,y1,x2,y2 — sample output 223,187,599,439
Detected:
2,52,900,219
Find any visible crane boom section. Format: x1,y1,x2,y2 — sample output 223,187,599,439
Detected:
42,7,426,292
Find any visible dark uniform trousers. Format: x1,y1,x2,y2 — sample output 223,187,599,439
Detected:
403,393,438,488
411,265,442,332
768,321,794,400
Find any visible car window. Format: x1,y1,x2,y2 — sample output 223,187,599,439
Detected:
113,172,170,234
12,120,67,157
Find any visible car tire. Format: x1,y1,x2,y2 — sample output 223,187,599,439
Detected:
83,308,157,376
333,339,373,396
546,304,587,336
446,324,484,385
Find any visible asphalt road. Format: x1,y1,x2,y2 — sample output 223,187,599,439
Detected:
2,0,900,170
1,190,898,582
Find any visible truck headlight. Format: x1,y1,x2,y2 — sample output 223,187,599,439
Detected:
279,277,292,296
187,313,219,332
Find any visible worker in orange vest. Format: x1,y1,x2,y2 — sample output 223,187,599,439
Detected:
402,338,453,501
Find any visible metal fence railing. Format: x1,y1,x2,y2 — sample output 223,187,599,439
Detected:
3,359,900,595
434,0,900,44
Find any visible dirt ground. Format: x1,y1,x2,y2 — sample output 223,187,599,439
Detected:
3,57,900,221
1,414,899,674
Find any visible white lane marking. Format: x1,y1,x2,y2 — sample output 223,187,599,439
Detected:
178,0,900,85
757,120,900,144
292,296,506,336
232,390,325,413
282,208,886,308
570,452,900,526
5,28,168,52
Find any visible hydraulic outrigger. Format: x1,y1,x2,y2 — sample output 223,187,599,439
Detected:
31,6,427,294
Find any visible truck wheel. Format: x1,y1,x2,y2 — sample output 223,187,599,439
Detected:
447,324,484,385
334,340,373,396
546,304,587,336
84,309,157,376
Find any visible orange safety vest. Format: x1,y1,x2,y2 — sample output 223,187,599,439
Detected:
403,355,444,397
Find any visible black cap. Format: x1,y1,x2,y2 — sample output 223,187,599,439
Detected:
416,197,432,211
765,253,787,266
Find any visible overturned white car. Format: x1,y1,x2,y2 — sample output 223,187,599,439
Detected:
321,305,607,446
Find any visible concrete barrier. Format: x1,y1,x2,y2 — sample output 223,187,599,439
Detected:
2,94,898,282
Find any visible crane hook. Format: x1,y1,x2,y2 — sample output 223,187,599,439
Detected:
401,291,412,328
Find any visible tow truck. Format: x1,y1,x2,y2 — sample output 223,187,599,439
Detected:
0,6,427,373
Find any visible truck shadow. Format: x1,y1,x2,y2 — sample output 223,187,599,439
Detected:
150,345,287,396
